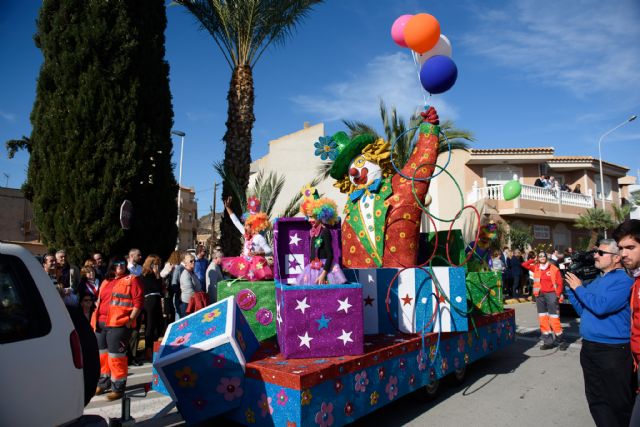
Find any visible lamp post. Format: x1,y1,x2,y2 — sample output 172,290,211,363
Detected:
597,115,637,238
172,130,186,249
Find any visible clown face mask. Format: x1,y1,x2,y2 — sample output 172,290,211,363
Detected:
348,155,383,189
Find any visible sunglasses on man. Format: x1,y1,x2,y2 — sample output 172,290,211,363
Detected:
594,249,617,257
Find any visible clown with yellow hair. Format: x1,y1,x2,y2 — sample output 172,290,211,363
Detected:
221,196,274,281
295,185,347,285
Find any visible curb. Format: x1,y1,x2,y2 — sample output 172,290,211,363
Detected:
504,296,533,305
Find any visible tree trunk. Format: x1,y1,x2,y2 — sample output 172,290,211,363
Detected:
588,230,599,249
220,64,255,257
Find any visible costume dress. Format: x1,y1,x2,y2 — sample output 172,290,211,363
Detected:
295,225,347,285
221,213,274,281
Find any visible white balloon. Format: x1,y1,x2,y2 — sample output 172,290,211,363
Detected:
418,34,452,66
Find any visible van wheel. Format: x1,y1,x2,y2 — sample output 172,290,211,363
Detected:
453,366,466,384
423,379,440,400
67,306,99,406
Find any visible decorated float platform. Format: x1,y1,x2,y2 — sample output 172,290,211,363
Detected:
223,309,515,427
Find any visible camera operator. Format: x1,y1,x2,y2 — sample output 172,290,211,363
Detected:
565,239,634,427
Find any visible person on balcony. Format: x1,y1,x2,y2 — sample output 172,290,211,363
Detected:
534,174,546,188
573,184,582,194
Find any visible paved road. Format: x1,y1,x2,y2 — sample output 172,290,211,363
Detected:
85,303,594,426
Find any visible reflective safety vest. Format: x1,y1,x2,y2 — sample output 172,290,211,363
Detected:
532,264,561,297
92,275,140,329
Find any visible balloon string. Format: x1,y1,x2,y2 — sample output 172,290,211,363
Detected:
411,50,430,107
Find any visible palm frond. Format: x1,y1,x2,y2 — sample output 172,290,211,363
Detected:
214,161,246,210
176,0,324,68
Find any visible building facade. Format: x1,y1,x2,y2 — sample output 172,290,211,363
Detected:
177,185,199,251
426,147,630,250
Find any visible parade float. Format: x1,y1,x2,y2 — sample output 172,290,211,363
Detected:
152,11,519,426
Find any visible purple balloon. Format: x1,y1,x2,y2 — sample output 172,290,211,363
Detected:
419,55,458,94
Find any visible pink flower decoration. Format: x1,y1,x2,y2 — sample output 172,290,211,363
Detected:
315,402,334,427
258,393,273,417
354,370,369,393
216,377,244,401
344,401,354,416
204,326,217,336
417,350,427,371
177,321,188,330
377,367,385,380
193,398,207,410
385,375,398,401
212,354,226,368
398,358,406,370
409,375,415,387
276,389,288,406
170,332,192,347
334,379,343,394
441,357,448,372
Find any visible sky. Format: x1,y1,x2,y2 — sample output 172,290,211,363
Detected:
1,0,639,218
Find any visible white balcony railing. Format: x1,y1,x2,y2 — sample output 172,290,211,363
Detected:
469,183,594,208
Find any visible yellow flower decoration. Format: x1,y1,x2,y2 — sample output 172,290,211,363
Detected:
175,366,198,387
301,389,313,406
245,407,255,424
370,391,379,405
202,308,221,323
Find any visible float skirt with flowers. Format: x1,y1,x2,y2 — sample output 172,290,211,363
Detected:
222,310,515,427
295,258,347,285
221,255,274,282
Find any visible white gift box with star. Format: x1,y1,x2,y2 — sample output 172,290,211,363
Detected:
275,281,364,359
345,267,468,334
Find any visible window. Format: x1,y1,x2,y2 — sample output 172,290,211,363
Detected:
595,176,612,200
483,166,522,186
0,254,52,344
533,225,551,240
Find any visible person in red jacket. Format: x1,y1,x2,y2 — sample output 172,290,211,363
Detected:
92,256,144,400
613,219,640,425
522,251,566,350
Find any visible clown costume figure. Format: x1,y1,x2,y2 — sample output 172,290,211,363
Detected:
295,186,347,285
221,196,274,281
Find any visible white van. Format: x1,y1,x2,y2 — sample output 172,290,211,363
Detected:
0,242,97,426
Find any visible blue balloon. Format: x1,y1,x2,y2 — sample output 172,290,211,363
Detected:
419,55,458,94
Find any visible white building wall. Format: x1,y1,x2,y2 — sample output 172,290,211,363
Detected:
250,123,347,217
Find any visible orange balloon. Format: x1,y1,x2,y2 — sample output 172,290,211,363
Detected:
403,13,441,54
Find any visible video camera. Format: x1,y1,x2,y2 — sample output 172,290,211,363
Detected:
563,250,599,283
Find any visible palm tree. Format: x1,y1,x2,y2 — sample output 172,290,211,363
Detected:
177,0,324,256
612,204,632,226
574,208,614,248
318,99,474,179
214,161,321,245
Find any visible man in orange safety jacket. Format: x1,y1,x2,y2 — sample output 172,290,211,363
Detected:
523,251,567,350
92,256,144,401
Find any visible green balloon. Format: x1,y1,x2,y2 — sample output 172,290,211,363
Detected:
503,180,522,201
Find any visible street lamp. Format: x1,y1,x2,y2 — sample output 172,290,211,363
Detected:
598,114,637,238
172,130,186,249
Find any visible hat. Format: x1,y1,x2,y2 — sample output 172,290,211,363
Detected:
320,132,375,180
299,185,339,226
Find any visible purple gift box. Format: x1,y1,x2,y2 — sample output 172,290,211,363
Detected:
275,281,364,359
273,217,342,284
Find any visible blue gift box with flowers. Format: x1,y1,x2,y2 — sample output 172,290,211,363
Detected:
153,296,259,425
224,310,516,427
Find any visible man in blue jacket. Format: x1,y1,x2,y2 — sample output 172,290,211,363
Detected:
565,239,634,427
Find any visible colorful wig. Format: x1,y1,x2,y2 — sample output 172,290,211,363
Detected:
300,197,339,226
245,212,271,234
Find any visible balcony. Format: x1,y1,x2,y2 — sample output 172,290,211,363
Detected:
467,183,595,220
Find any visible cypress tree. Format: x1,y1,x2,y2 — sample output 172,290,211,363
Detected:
27,0,177,263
